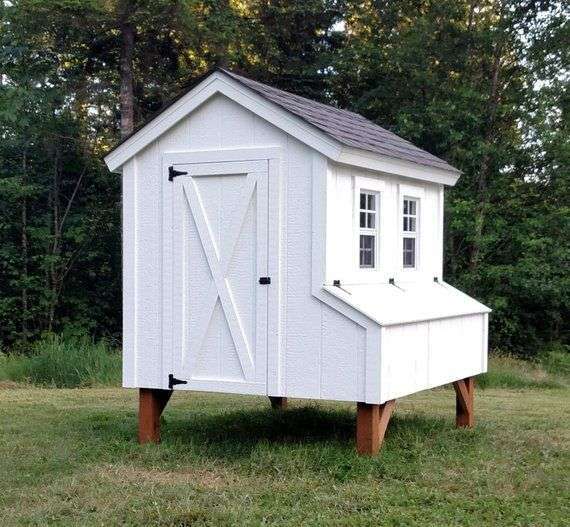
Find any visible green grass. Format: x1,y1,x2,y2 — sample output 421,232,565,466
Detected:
478,354,568,389
0,387,568,526
1,333,567,391
0,334,121,388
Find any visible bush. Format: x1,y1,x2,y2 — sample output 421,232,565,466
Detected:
538,344,570,377
0,334,121,388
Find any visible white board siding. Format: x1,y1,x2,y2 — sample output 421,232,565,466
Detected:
326,163,444,285
133,141,163,387
122,90,488,401
379,313,488,402
125,93,370,398
321,308,367,402
122,158,136,387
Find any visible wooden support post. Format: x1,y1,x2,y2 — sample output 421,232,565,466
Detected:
356,400,396,455
453,377,474,428
138,388,172,444
269,396,287,410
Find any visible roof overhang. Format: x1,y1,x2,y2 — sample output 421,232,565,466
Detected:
104,70,461,186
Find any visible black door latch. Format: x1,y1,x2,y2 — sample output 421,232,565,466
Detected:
168,166,188,182
168,374,188,389
259,277,271,285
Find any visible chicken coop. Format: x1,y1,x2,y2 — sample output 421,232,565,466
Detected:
104,68,490,455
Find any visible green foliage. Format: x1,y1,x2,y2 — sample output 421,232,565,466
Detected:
0,0,568,358
0,333,121,387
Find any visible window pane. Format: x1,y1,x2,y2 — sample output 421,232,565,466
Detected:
360,212,366,228
403,237,416,268
360,235,375,268
409,217,416,232
367,194,375,210
403,217,409,231
367,212,375,229
403,199,409,215
360,193,366,209
409,200,416,215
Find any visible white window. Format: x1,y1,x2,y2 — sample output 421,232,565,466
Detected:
359,191,378,268
402,197,418,268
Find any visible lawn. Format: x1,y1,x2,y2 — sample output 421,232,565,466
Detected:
1,385,569,526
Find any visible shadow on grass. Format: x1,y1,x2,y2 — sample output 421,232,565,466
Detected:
69,401,485,481
159,404,471,460
168,405,357,445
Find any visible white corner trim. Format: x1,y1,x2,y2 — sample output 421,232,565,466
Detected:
338,146,461,186
104,71,341,172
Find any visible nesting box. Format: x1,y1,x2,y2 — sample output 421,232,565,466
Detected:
105,69,490,454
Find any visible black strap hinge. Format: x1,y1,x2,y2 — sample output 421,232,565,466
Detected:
168,373,187,389
168,166,188,182
259,277,271,285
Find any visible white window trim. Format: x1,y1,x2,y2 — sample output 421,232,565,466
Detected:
353,176,385,275
398,183,424,273
358,190,379,269
402,197,419,269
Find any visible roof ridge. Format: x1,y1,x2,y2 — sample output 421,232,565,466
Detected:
219,68,366,119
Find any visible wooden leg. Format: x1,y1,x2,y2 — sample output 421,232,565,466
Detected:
138,388,172,444
356,400,396,455
269,396,287,410
453,377,474,428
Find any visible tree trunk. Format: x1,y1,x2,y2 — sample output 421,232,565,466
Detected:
48,145,62,332
469,41,503,272
21,148,29,342
119,4,135,138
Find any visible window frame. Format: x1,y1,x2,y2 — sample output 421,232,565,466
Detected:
353,176,386,273
401,195,420,270
358,190,379,269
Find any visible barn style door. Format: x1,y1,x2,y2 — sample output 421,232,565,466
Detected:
164,158,276,395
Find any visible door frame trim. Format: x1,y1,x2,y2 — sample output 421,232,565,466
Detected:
161,147,282,393
164,146,282,166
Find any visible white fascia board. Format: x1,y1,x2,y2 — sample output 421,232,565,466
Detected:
104,71,342,173
338,146,461,186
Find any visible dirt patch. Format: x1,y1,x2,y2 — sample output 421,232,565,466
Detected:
0,380,25,390
96,464,232,489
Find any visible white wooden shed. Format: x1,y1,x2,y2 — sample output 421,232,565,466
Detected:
105,68,490,455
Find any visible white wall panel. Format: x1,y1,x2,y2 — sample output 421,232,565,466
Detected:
380,313,487,402
283,138,323,397
126,90,482,402
380,322,429,400
129,93,370,397
320,308,367,401
428,314,484,387
325,162,444,285
133,141,163,387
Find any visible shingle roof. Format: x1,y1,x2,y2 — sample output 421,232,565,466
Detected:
222,69,459,174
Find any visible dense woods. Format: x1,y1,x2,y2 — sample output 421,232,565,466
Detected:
0,0,568,356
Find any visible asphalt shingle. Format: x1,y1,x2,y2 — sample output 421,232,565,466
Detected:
223,69,459,174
